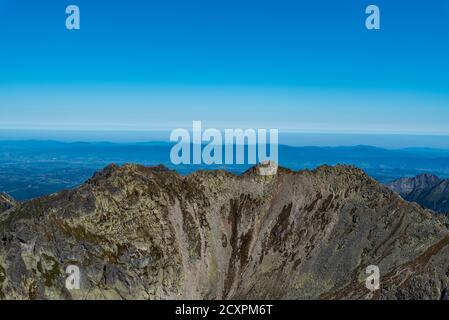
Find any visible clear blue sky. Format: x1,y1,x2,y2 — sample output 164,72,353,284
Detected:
0,0,448,134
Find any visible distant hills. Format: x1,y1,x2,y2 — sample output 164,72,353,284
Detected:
387,174,449,214
2,140,449,200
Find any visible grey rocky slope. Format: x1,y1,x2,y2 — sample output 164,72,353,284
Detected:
0,193,15,214
387,174,449,214
0,164,448,300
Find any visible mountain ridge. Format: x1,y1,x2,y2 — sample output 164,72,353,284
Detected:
3,140,449,201
0,164,448,299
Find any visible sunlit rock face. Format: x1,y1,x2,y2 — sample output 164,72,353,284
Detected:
0,164,448,300
0,193,15,214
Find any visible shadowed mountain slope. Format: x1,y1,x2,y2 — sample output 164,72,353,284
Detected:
387,174,449,214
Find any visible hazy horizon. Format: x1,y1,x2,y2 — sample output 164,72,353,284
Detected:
1,129,449,149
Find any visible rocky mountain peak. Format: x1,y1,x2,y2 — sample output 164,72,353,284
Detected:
0,164,448,300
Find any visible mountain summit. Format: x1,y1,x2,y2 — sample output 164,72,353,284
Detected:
0,164,448,299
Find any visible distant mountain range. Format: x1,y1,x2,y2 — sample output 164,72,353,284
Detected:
387,174,449,214
2,140,449,201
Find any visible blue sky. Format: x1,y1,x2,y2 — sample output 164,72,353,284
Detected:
0,0,448,134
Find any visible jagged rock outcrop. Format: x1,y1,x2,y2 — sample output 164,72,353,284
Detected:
0,193,15,214
0,164,448,300
387,174,449,214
